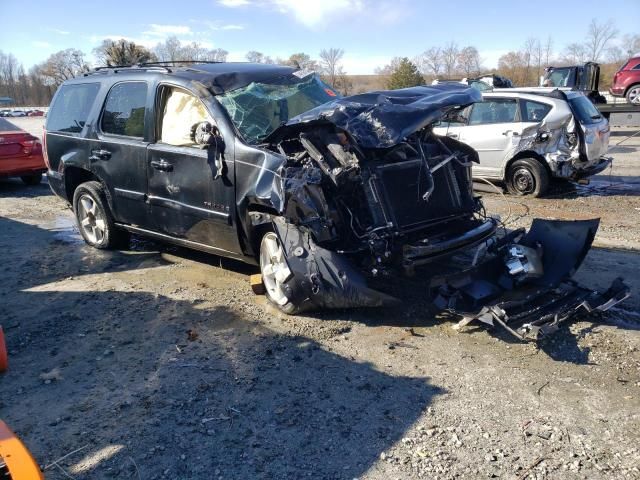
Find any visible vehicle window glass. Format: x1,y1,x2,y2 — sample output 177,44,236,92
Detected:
101,82,147,137
568,95,603,125
468,99,517,125
160,88,214,147
46,83,100,134
522,100,552,122
632,63,640,70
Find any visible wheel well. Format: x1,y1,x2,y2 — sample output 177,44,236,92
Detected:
64,167,99,202
624,82,640,96
245,206,279,258
504,152,551,181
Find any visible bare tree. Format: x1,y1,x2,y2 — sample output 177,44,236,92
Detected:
457,46,481,77
285,53,317,71
374,57,402,75
621,34,640,57
562,42,588,64
37,49,89,86
543,36,554,67
416,47,442,77
585,18,618,62
93,39,156,66
246,51,264,63
319,48,345,88
153,36,183,63
441,42,459,78
203,48,228,62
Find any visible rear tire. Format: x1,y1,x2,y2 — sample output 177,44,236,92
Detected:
259,231,300,314
20,173,42,185
626,84,640,105
72,181,129,249
506,158,549,197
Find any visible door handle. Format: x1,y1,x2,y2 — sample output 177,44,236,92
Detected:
446,133,458,139
502,130,520,136
150,159,173,172
89,148,111,161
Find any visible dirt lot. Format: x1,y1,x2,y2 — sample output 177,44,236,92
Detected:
1,117,639,479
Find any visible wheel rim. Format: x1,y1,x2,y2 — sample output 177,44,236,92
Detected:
259,233,292,306
629,87,640,105
512,167,536,194
78,194,106,244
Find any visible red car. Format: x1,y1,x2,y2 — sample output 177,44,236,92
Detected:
0,130,46,185
610,56,640,104
27,109,45,117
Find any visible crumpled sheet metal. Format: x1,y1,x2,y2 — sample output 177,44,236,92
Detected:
266,84,482,149
272,217,400,311
505,113,581,177
434,219,631,341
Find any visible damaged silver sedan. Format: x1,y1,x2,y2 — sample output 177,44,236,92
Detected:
433,89,612,197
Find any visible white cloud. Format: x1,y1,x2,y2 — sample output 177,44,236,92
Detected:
218,0,250,6
48,28,70,35
221,24,244,30
144,24,192,36
270,0,363,28
32,41,52,48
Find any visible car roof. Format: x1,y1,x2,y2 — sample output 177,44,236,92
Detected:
483,90,561,103
71,62,299,94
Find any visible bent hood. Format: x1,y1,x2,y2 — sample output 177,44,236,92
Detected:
264,84,482,148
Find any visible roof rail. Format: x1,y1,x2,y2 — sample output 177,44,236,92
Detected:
138,60,224,67
83,64,172,76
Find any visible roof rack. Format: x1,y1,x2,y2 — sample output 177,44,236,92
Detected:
82,60,228,77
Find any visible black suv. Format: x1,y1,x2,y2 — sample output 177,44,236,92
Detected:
45,62,627,338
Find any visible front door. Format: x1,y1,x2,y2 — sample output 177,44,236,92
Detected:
146,85,239,253
459,97,520,179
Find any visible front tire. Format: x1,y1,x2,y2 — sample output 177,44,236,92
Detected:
72,181,129,249
506,158,549,197
259,232,299,314
21,173,42,185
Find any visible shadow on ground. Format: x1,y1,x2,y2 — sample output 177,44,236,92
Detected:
0,217,442,479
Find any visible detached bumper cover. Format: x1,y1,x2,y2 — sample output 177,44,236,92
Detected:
571,156,612,180
432,218,630,340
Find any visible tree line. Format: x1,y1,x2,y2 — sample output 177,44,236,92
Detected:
1,18,638,106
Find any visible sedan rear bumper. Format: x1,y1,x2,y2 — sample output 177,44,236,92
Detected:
571,156,612,180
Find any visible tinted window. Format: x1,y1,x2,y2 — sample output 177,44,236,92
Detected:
101,82,147,137
568,95,603,125
522,100,552,122
46,83,100,134
468,99,518,125
632,63,640,70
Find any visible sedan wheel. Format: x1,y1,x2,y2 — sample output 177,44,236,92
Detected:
259,232,292,307
78,194,107,244
512,167,536,195
627,85,640,105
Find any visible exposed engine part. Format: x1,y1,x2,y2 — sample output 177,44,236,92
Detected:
504,244,544,280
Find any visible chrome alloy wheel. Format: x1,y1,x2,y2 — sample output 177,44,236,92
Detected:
78,194,106,244
628,86,640,104
260,232,292,306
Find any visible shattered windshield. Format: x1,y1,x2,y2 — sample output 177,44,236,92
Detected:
217,74,338,144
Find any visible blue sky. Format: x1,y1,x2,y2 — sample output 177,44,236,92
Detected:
1,0,638,73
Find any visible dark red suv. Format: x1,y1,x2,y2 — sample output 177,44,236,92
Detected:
610,56,640,104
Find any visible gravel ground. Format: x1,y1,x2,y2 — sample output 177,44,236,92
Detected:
1,118,639,480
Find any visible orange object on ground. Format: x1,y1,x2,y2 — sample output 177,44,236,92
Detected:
0,420,44,479
0,326,7,372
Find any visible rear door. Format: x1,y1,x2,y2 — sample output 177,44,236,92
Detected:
92,81,151,228
458,97,520,178
146,84,239,253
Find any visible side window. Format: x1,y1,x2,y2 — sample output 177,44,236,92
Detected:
632,63,640,70
468,99,518,125
521,100,552,122
101,82,147,137
46,83,100,134
159,87,214,147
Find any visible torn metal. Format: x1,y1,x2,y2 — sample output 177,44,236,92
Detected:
432,219,630,340
221,81,628,338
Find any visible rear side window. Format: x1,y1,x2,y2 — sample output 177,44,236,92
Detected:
521,100,552,122
46,83,100,134
101,82,147,137
568,95,603,125
468,99,518,125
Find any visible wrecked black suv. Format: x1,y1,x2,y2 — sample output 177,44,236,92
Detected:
45,62,629,339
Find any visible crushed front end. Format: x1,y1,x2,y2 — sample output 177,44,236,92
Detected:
249,84,628,338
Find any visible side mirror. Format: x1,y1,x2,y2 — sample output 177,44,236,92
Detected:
191,121,222,148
